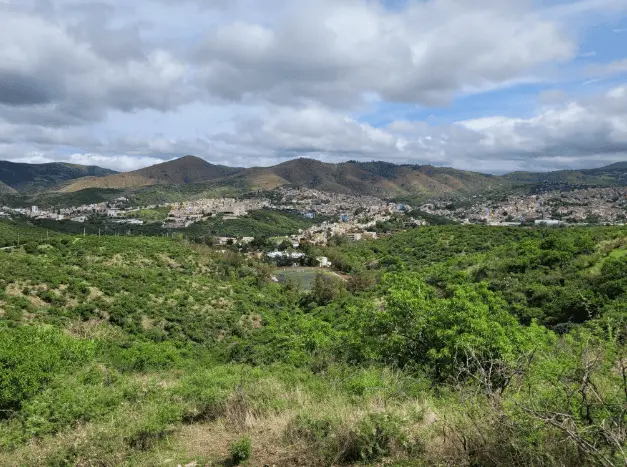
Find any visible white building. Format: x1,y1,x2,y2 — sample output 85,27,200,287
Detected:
316,256,332,268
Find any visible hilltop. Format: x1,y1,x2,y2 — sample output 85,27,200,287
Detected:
60,156,240,192
3,157,627,203
59,156,502,198
0,160,117,193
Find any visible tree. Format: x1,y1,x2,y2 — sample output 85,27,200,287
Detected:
311,273,347,305
363,273,554,385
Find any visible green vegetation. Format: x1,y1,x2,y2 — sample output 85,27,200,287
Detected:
0,160,116,194
129,207,171,222
184,209,325,238
274,268,344,291
1,220,626,465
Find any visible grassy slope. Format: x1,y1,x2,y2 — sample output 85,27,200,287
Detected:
1,223,627,465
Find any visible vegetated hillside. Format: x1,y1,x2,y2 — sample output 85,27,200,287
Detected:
0,180,16,194
59,156,499,198
504,162,627,189
1,220,627,465
182,209,326,238
0,160,116,193
10,156,627,201
249,158,502,197
61,156,241,192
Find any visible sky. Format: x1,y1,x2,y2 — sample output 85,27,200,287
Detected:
0,0,626,174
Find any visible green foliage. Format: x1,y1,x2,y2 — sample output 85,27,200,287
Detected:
229,436,252,464
184,209,323,238
0,326,94,415
1,221,627,465
351,412,406,463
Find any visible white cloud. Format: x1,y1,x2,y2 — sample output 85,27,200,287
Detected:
195,0,575,106
0,0,625,174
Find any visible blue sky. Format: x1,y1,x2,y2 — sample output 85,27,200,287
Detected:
0,0,625,173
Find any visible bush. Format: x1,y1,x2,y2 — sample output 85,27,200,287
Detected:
350,412,406,463
229,435,252,464
0,326,94,415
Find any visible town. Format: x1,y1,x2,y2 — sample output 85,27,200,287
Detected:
421,187,627,226
1,187,625,254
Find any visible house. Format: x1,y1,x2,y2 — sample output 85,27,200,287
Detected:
71,216,87,223
267,251,305,260
316,256,332,268
535,219,562,226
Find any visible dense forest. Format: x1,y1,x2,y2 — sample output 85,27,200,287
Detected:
1,220,626,465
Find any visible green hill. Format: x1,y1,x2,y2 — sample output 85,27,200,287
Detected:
61,156,240,192
0,180,16,194
56,156,502,198
1,221,627,465
5,156,627,204
0,160,117,193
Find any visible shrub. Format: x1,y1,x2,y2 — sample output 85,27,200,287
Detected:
350,412,406,463
0,326,94,415
229,435,252,464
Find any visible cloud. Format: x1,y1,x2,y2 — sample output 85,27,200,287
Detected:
586,58,627,77
0,0,625,174
193,0,575,107
208,84,627,172
0,4,194,126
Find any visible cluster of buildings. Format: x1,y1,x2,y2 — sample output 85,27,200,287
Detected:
0,197,147,225
163,198,270,228
421,187,627,225
269,187,402,219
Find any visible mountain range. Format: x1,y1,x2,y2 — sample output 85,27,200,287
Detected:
1,156,626,201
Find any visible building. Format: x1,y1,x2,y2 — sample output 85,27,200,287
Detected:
267,251,305,260
316,256,332,268
535,219,562,226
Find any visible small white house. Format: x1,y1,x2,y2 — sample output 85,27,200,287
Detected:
316,256,332,268
535,219,562,226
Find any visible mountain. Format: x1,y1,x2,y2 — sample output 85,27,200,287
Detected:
235,159,500,197
0,180,17,194
0,161,117,193
8,156,627,200
601,161,627,170
504,162,627,189
60,156,240,192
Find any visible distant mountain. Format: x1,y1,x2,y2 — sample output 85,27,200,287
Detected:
0,161,117,193
601,161,627,170
61,156,240,192
7,156,627,200
504,162,627,188
232,159,501,197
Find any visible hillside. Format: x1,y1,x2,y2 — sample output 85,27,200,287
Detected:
228,158,501,197
59,156,500,198
504,162,627,188
60,156,241,192
0,180,16,194
1,221,626,465
9,156,627,201
0,160,116,193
